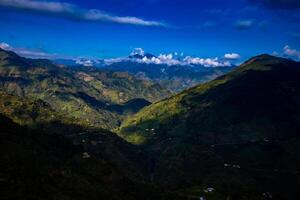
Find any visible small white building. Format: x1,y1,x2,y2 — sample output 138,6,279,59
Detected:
204,187,214,193
82,152,91,159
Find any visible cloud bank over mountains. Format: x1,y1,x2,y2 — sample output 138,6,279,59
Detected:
104,48,238,67
0,43,236,68
2,42,299,68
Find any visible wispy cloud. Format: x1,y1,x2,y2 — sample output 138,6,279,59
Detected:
130,48,145,56
0,0,166,27
283,45,300,60
224,53,241,60
0,42,10,49
0,42,55,58
183,56,231,67
75,58,102,67
234,19,254,30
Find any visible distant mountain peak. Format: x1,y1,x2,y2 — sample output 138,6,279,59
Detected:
252,53,276,59
243,54,292,66
128,48,156,59
235,53,298,74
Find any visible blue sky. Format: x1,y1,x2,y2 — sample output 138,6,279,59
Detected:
0,0,300,62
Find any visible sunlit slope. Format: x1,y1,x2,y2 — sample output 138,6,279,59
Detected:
0,48,170,129
119,54,300,145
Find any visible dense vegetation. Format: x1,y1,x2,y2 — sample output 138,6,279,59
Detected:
1,50,300,199
120,54,300,145
0,114,186,200
119,54,300,199
0,48,170,129
0,91,152,182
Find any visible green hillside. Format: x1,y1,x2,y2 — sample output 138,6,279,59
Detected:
0,91,180,199
0,91,62,125
0,91,153,182
118,55,300,199
120,54,300,145
1,51,300,199
0,48,170,130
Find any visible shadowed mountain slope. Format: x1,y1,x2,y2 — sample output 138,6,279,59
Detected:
0,113,185,200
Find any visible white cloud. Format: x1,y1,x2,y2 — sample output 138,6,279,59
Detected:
75,59,93,67
15,49,50,57
1,43,235,68
0,42,10,49
104,57,130,65
130,48,145,56
0,42,54,58
138,53,182,66
104,48,233,67
0,0,74,13
0,0,166,27
224,53,241,60
283,45,300,59
183,56,231,67
84,10,164,26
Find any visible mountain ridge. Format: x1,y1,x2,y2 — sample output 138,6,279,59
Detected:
117,54,300,199
53,49,235,92
0,48,170,130
1,51,300,199
119,54,300,145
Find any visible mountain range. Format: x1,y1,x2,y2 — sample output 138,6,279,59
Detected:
54,50,235,92
0,48,300,200
0,48,170,129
